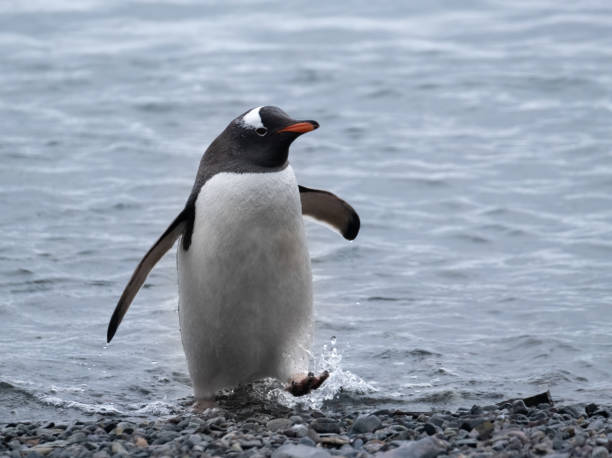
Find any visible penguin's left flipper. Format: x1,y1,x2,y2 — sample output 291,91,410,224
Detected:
106,209,188,343
299,185,360,240
286,370,330,396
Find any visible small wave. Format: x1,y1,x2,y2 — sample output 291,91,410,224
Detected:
38,395,182,417
374,348,441,360
39,396,122,415
366,296,400,302
0,380,38,401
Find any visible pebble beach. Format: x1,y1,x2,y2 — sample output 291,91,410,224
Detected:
2,391,611,458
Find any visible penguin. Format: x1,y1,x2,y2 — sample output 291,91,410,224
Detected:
107,106,360,407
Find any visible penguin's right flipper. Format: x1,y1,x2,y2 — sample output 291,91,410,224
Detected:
299,185,360,240
106,210,188,343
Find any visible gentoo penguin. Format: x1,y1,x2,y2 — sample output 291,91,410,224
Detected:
107,106,360,406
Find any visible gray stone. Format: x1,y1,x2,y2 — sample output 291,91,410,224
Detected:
512,400,528,415
379,436,447,458
67,432,87,444
513,414,529,424
272,443,331,458
351,415,382,434
492,440,508,451
24,451,43,458
153,430,179,444
531,411,549,422
318,434,349,447
474,420,494,440
592,447,610,458
455,438,478,448
310,418,341,434
291,425,309,438
187,434,201,445
240,438,263,449
428,415,446,427
421,423,436,436
111,441,128,456
91,452,111,458
575,434,587,447
560,405,581,418
268,418,293,432
299,437,316,447
508,436,523,450
113,422,135,435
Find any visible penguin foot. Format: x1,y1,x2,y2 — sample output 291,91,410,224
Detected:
192,398,216,412
286,370,329,396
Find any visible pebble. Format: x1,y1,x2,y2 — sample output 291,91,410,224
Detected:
272,443,331,458
512,400,529,415
593,446,610,458
2,398,611,457
351,415,381,434
268,418,294,432
310,418,341,434
380,436,447,458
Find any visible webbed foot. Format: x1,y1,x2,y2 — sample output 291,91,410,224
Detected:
286,370,329,396
192,398,216,412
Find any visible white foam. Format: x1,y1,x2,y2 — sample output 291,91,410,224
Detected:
265,337,376,409
241,106,264,129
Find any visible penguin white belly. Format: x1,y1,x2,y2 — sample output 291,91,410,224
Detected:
177,165,313,399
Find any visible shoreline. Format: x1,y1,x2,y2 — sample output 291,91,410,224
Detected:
1,392,611,457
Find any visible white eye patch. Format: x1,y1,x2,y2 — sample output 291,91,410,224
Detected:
241,106,264,129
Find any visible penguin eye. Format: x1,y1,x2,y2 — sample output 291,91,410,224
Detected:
255,127,268,136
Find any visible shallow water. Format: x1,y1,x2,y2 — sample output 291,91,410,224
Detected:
2,0,612,422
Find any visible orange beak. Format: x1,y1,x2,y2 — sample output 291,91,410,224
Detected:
277,121,319,134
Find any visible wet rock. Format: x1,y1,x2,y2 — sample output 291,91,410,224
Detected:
592,446,610,458
533,442,552,455
428,414,446,427
299,437,316,447
272,443,331,458
426,423,440,436
492,439,508,451
91,451,111,458
318,434,349,447
470,405,483,415
363,439,385,454
310,418,341,434
560,405,581,419
111,441,128,455
155,430,181,444
531,410,548,422
290,425,309,438
133,436,148,447
512,400,529,415
241,437,263,448
587,404,600,417
113,422,135,435
513,413,529,424
351,415,382,434
380,436,447,458
455,438,478,448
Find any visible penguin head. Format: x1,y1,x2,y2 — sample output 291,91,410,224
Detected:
223,106,319,168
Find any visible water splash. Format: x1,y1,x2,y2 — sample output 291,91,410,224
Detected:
267,336,376,409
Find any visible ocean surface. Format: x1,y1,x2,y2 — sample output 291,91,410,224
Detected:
2,0,612,422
